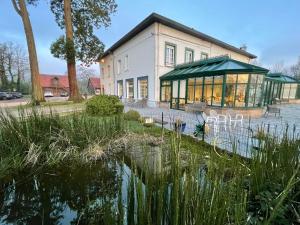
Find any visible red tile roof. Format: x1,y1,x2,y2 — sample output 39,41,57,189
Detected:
40,74,69,88
89,77,101,89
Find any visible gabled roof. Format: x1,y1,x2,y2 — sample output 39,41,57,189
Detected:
88,77,101,89
265,73,299,83
99,13,256,60
160,56,268,81
40,74,69,88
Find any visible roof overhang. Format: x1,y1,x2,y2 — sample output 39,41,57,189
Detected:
99,13,257,60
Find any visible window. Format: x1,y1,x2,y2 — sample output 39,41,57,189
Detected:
138,77,148,99
165,43,176,66
124,55,128,71
117,60,121,74
212,75,223,106
107,65,111,77
195,78,203,102
185,48,194,63
117,80,123,98
161,81,171,102
200,52,208,60
126,79,134,99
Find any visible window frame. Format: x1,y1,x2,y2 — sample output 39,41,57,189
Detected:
137,76,148,99
125,78,134,99
117,80,123,98
165,42,177,67
185,47,194,63
200,52,208,60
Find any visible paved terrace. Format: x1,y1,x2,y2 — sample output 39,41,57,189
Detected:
124,104,300,158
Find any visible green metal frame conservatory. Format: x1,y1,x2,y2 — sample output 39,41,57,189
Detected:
159,56,269,110
263,73,300,105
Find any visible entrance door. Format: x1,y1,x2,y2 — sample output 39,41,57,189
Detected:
171,80,186,109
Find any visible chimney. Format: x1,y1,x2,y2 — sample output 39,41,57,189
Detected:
240,44,247,51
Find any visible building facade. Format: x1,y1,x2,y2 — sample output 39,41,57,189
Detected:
40,74,69,97
99,13,257,107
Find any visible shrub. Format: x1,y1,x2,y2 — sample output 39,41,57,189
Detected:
124,110,140,121
86,95,124,116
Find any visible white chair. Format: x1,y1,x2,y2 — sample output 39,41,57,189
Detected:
226,112,243,128
210,109,227,131
202,112,218,134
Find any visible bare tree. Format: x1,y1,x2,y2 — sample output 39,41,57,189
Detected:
11,0,45,104
290,57,300,80
270,61,288,74
0,42,29,91
77,65,96,94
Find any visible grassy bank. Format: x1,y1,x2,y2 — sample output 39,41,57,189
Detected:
0,109,124,179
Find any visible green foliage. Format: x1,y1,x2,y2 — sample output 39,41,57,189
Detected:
50,0,117,65
86,95,124,116
124,110,140,121
0,109,124,178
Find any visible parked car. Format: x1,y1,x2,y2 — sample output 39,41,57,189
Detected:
10,92,23,99
60,92,68,97
44,91,54,97
0,92,13,100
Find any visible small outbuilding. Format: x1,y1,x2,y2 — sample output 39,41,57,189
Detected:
87,77,103,95
263,73,300,105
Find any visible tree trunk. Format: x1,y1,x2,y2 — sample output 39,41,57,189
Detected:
64,0,82,102
15,0,45,104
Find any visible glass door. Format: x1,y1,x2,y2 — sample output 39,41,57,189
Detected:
171,80,186,109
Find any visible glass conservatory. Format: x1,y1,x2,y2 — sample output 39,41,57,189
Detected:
160,56,269,110
263,73,300,105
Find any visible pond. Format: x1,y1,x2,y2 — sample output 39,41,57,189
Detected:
0,159,130,225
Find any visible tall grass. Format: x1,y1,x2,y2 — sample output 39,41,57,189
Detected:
117,127,300,225
0,109,124,178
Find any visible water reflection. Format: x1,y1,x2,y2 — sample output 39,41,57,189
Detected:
0,161,119,225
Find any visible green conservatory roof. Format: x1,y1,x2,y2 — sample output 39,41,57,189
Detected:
160,56,269,81
265,73,299,83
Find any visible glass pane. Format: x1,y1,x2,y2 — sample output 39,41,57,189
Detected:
161,86,171,101
126,79,134,99
214,75,223,84
203,85,213,105
204,77,213,85
238,74,249,83
212,84,223,106
195,85,203,102
138,78,148,99
235,84,247,107
162,81,171,86
250,74,258,83
254,84,262,106
117,81,123,97
227,74,237,83
195,77,203,85
256,74,264,84
289,84,297,99
224,83,236,107
179,80,186,99
187,78,195,103
248,87,256,107
172,81,178,98
282,84,290,99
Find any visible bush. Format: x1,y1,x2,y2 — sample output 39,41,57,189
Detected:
86,95,124,116
124,110,140,121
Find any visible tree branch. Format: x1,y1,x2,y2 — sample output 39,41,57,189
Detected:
11,0,21,16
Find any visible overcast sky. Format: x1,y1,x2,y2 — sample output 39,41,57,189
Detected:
0,0,299,75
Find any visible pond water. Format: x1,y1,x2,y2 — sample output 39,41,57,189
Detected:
0,159,132,225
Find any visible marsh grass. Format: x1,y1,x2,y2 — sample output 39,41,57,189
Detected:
0,109,124,178
117,125,300,225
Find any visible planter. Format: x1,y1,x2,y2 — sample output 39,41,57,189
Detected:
142,117,154,127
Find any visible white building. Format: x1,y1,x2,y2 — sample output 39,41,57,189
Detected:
99,13,256,106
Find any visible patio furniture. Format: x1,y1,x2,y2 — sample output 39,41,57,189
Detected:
264,105,281,117
226,111,243,127
210,110,227,130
